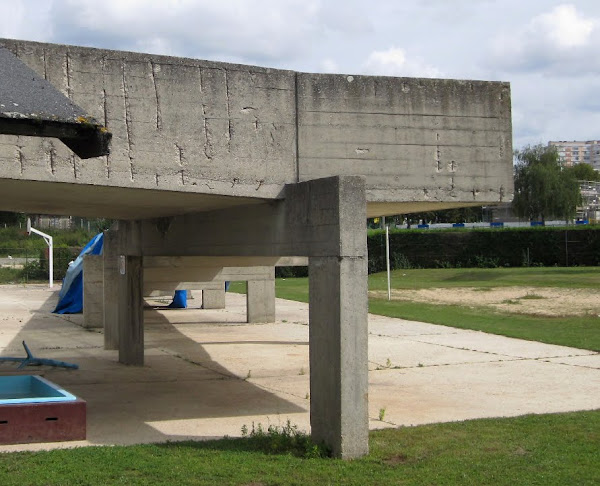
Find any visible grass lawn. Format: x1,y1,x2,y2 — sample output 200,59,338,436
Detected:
229,267,600,351
0,411,597,485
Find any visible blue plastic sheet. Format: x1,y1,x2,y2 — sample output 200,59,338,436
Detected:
53,233,104,314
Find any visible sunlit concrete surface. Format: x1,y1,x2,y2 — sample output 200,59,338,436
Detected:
0,284,598,453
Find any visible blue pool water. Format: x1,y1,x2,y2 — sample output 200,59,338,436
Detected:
0,375,76,405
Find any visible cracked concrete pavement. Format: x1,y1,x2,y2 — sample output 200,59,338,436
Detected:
0,284,598,452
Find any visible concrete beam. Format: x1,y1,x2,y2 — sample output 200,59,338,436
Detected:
0,39,513,221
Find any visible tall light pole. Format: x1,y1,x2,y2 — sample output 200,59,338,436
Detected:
27,218,53,288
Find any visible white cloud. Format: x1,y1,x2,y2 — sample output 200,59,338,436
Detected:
362,47,441,78
0,0,52,42
44,0,375,68
490,3,600,75
534,4,595,49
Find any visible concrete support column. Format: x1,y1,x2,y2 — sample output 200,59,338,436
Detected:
309,256,368,458
202,288,226,309
115,220,144,366
82,254,103,328
103,230,120,349
307,175,369,459
247,279,276,323
118,255,144,365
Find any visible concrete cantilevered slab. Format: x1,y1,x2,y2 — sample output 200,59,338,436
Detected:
0,39,514,458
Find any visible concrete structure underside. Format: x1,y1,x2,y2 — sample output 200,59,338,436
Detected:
0,39,514,458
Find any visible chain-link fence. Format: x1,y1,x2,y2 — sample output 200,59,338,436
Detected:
0,247,82,284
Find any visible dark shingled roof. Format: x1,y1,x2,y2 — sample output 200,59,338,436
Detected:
0,46,111,159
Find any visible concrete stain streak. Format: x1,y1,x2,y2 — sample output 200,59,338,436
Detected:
294,73,300,182
16,142,24,175
121,61,136,181
150,62,162,131
42,49,48,80
202,104,213,161
65,51,72,99
45,141,56,175
101,58,111,180
175,143,186,185
224,70,232,148
436,133,442,172
71,154,77,179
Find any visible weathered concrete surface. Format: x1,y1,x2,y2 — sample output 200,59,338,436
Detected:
82,254,103,329
0,39,513,219
0,287,598,453
118,255,144,366
201,288,226,310
247,280,276,323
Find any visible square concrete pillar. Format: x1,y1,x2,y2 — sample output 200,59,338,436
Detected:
82,254,103,329
103,229,120,350
309,256,369,459
247,279,275,323
202,288,226,309
118,255,144,366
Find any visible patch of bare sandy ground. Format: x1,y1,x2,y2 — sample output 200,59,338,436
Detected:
369,287,600,317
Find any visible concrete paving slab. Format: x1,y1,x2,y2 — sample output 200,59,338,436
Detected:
368,334,504,370
405,330,597,359
0,285,598,454
368,359,600,427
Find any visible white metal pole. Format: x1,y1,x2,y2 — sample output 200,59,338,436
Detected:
26,218,54,289
48,236,53,288
385,224,391,301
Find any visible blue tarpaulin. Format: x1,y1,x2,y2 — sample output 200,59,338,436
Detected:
53,233,104,314
168,290,187,308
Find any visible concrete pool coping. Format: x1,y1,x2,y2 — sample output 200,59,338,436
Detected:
0,284,598,452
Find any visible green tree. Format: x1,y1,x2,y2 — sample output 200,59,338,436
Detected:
565,162,600,182
513,145,581,223
0,211,26,226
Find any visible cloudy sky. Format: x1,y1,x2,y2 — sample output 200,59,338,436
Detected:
2,0,599,150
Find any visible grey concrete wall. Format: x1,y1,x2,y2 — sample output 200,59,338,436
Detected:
0,39,513,219
297,75,513,211
0,39,295,202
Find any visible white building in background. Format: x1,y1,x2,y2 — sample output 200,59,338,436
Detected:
579,181,600,222
548,140,600,169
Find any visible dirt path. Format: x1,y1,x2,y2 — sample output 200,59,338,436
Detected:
369,287,600,317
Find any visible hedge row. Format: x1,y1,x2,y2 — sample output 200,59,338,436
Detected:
368,226,600,272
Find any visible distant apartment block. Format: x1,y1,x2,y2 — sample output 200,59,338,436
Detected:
548,140,600,169
579,180,600,222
